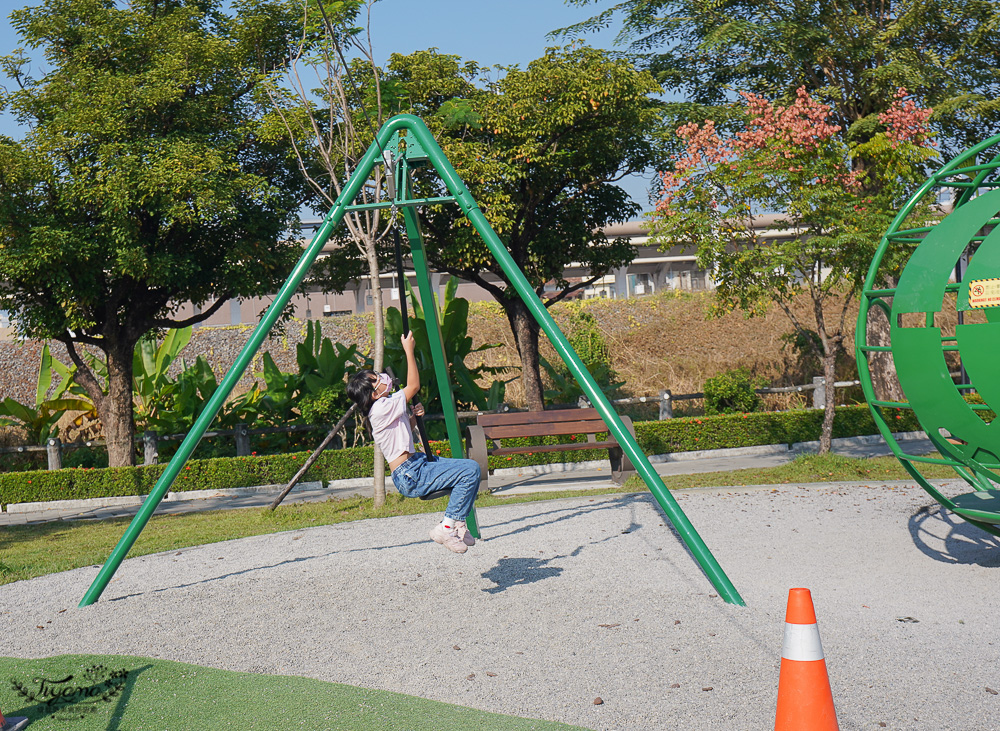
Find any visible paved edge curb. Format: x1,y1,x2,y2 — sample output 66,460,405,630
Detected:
1,431,928,514
4,480,329,515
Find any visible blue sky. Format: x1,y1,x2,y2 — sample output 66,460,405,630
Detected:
0,0,655,210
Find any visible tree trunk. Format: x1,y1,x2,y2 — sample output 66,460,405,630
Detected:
103,340,137,468
865,300,905,402
367,247,387,508
819,349,837,455
506,298,545,411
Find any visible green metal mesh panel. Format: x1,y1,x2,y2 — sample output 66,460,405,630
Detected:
857,136,1000,534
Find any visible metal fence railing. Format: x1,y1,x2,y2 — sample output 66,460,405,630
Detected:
580,377,862,419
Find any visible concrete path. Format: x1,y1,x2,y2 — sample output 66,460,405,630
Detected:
0,433,935,526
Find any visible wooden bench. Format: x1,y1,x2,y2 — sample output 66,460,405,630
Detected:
465,407,637,493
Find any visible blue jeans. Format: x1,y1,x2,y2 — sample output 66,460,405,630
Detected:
391,453,480,521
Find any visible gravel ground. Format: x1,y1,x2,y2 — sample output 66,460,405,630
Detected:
2,482,1000,730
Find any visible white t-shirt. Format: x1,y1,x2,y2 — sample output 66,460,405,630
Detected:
368,390,414,463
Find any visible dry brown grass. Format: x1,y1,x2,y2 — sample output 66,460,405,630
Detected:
467,290,866,409
1,289,973,422
466,289,978,411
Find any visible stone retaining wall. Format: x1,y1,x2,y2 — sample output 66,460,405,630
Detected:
0,316,374,405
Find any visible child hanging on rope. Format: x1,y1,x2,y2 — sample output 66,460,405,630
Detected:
347,332,480,554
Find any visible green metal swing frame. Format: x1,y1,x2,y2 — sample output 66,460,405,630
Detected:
79,114,744,607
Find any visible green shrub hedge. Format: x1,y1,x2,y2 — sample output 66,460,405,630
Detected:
0,405,920,507
0,447,375,508
634,403,920,454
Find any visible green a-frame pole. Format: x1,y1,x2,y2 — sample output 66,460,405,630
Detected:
79,114,744,608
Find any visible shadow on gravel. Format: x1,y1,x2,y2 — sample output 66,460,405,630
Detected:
908,504,1000,566
479,495,665,594
481,557,564,593
485,492,651,541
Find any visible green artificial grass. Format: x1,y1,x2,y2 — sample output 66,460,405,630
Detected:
0,654,588,731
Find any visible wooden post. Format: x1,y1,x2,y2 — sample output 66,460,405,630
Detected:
46,438,63,470
812,377,826,409
235,423,251,457
143,431,159,465
269,405,357,510
659,389,673,420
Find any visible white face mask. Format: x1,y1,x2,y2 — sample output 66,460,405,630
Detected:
374,372,393,398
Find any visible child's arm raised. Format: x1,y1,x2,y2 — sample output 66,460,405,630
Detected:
401,332,420,402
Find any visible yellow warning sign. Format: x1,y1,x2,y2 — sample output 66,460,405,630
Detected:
968,278,1000,308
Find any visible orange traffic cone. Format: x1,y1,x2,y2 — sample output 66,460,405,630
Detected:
0,705,30,730
774,588,839,731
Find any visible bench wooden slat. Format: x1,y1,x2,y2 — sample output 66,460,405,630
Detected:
477,408,603,428
465,407,637,492
491,441,619,456
482,420,612,440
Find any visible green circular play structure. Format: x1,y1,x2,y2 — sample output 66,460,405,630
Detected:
857,134,1000,537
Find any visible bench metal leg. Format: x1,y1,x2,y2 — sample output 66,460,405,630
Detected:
466,424,491,494
609,415,638,485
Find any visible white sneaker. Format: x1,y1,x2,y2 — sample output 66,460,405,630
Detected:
429,523,468,554
455,523,476,547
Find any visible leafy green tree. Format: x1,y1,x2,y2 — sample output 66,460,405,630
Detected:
647,88,934,451
0,0,307,466
558,0,1000,155
388,46,664,410
560,0,1000,404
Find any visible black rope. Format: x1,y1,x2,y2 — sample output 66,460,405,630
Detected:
393,223,436,461
393,225,409,334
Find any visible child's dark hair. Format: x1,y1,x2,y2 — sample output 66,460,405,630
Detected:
347,369,378,415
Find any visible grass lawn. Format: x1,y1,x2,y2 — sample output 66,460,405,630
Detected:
0,453,956,588
624,451,957,490
0,654,586,730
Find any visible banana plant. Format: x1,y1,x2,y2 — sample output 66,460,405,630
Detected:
255,321,362,426
132,326,192,430
255,351,302,425
0,344,93,443
296,320,361,395
154,355,264,433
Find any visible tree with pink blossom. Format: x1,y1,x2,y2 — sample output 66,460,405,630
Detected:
648,87,935,452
